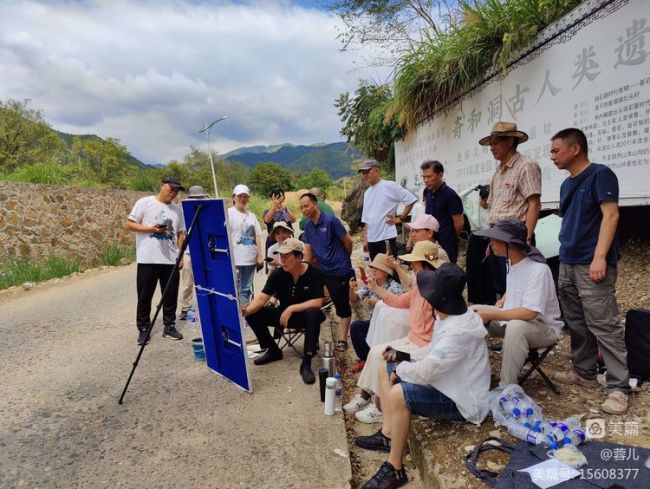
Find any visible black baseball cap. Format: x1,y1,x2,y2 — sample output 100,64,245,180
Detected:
161,176,185,191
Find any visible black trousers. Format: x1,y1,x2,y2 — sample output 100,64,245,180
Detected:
466,234,496,305
136,263,180,331
246,306,325,358
368,238,398,260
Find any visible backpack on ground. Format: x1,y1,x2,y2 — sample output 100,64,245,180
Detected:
625,308,650,381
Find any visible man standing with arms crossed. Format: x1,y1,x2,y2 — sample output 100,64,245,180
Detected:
360,159,417,259
479,122,541,296
550,128,629,415
126,176,186,345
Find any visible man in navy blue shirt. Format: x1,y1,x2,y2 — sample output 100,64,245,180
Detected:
550,128,629,415
300,193,354,351
421,161,464,263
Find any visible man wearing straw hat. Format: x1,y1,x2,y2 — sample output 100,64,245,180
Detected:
479,121,542,298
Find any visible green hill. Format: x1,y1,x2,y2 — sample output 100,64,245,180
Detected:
54,131,148,168
223,142,362,179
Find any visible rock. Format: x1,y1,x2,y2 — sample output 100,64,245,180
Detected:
489,430,501,437
487,461,505,473
22,282,34,290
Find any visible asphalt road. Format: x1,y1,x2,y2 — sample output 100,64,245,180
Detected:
0,264,351,489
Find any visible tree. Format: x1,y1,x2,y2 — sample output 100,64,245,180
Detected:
0,99,65,174
70,136,130,185
176,146,248,196
296,167,332,191
247,162,293,196
334,81,402,165
327,0,449,63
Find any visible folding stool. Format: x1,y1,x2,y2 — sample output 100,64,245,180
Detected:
518,343,561,394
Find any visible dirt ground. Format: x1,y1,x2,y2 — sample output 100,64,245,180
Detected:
339,235,650,488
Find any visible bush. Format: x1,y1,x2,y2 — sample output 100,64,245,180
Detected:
0,255,82,290
8,162,71,185
101,244,135,266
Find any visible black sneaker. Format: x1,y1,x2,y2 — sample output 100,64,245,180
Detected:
300,364,315,384
137,330,150,346
253,348,283,365
355,429,391,453
162,325,183,340
178,310,188,321
362,461,408,489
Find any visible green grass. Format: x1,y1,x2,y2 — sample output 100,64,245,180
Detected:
0,243,137,290
389,0,582,130
0,255,82,290
100,244,136,267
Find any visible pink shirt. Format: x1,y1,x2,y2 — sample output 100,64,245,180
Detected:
382,283,434,347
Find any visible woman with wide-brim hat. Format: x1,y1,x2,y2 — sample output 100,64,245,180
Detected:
349,253,404,373
343,241,447,424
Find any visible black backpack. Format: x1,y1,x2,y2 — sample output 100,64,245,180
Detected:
625,308,650,381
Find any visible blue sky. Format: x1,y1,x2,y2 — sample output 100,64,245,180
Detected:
0,0,386,164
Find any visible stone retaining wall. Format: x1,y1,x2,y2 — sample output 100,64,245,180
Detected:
0,182,149,262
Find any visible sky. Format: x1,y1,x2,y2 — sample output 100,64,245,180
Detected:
0,0,387,164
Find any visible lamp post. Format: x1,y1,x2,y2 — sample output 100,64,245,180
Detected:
199,115,229,197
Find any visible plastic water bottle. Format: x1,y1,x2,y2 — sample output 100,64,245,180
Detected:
512,401,536,421
563,429,586,446
508,424,557,448
334,373,343,412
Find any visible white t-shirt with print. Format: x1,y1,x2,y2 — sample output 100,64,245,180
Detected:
362,180,417,242
503,257,564,334
228,206,262,266
128,196,186,265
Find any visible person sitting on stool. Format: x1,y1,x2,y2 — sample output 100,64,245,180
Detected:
472,219,563,386
241,238,325,384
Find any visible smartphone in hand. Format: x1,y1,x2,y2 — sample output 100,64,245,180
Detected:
359,266,368,284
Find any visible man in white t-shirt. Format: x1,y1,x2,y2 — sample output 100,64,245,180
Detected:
360,159,417,260
126,176,187,345
472,219,563,385
228,184,263,305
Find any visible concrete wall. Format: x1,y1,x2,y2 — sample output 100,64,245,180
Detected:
0,182,149,262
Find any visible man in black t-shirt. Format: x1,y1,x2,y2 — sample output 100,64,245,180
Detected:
241,238,326,384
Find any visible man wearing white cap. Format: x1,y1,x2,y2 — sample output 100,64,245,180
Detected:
228,184,263,305
359,159,417,260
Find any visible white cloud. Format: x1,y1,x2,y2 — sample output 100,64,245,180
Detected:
0,0,387,163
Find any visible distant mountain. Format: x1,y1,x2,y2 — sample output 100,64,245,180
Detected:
55,130,148,169
223,142,362,179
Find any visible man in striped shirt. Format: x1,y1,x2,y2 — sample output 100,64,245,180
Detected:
479,121,542,298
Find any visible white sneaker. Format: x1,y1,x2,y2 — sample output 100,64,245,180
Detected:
343,394,370,413
355,403,383,424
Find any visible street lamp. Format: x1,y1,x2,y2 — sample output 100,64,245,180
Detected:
199,115,229,197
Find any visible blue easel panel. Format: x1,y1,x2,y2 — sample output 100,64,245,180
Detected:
182,198,252,392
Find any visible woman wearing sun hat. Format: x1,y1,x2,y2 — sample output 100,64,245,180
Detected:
349,253,404,373
344,240,447,424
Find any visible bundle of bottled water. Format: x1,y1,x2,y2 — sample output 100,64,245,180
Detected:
491,384,586,449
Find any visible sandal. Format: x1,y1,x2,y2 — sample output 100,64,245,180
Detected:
336,340,348,352
351,359,366,373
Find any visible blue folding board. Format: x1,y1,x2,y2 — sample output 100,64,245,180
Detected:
182,198,252,392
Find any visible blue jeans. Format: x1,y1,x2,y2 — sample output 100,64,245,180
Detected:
236,265,256,305
386,362,463,421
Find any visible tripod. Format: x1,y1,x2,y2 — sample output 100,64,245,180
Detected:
119,204,204,404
